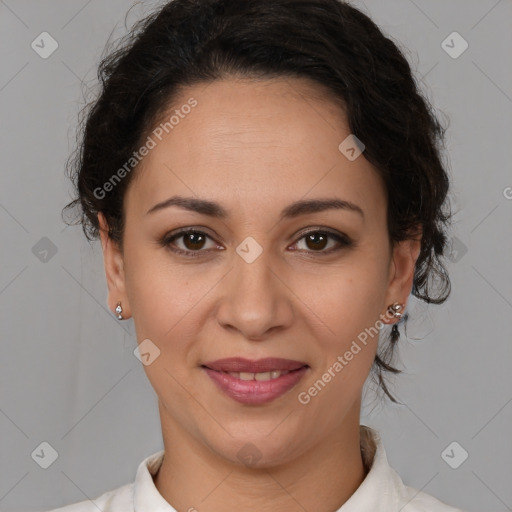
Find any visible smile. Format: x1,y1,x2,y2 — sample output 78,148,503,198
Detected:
201,357,309,405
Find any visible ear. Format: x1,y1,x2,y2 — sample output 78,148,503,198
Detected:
98,212,131,319
382,227,422,324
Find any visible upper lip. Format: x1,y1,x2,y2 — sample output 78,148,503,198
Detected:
202,357,308,373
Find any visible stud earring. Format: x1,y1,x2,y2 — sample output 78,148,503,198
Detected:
387,302,404,320
115,301,123,320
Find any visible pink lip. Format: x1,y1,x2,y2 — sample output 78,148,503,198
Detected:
201,358,309,405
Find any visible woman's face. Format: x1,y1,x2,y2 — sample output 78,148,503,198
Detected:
99,77,419,466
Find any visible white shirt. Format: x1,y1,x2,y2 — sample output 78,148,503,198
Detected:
44,426,465,511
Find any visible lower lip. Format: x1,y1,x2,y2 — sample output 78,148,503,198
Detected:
202,366,309,405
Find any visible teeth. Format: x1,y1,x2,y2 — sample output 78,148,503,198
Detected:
226,370,290,381
255,372,272,381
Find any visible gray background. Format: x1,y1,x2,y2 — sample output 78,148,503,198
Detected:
1,0,511,511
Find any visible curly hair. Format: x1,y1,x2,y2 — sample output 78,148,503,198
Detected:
62,0,452,402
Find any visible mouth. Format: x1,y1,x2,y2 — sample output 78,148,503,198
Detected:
201,357,310,405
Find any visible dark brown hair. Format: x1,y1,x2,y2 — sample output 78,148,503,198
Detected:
62,0,452,402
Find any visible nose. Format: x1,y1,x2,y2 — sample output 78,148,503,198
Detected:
215,247,294,341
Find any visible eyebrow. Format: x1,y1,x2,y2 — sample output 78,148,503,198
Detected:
145,195,364,220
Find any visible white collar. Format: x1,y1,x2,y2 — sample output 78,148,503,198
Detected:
133,426,405,511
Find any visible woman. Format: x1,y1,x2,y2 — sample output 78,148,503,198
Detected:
52,0,463,510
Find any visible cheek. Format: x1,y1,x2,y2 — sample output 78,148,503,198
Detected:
292,249,389,388
314,279,381,377
122,241,198,352
293,271,385,415
124,261,204,406
124,234,186,315
123,248,248,388
299,257,388,340
127,267,202,347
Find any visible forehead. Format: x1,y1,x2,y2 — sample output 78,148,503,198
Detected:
125,77,386,221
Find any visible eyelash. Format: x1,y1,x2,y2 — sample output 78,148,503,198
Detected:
158,227,353,258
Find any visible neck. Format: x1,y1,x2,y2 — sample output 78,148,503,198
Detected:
153,403,367,512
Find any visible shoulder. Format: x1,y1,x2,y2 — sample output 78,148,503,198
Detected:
360,426,467,512
394,471,466,512
41,482,133,512
39,449,166,512
400,486,467,511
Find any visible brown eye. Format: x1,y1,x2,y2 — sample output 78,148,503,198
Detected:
293,230,353,255
180,231,207,251
304,232,329,251
161,229,218,256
